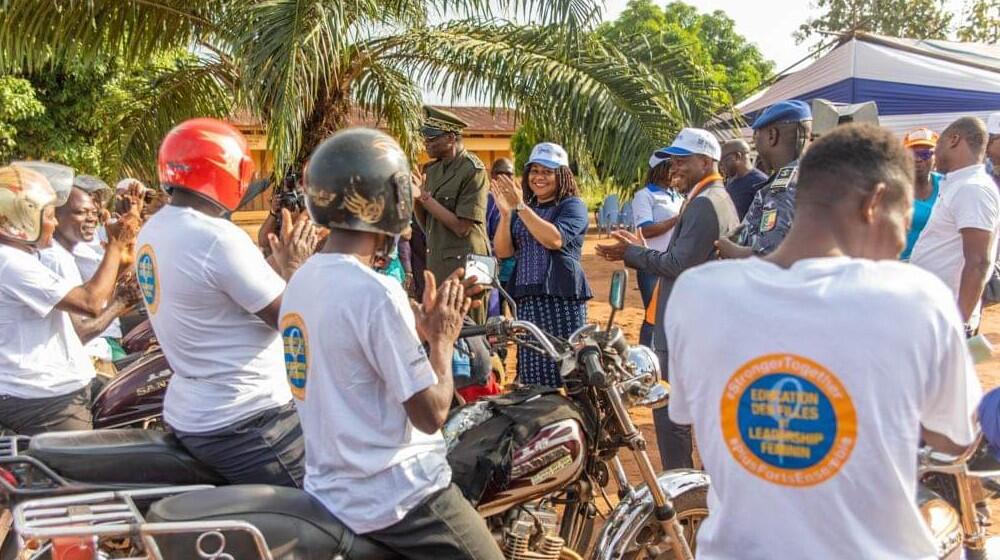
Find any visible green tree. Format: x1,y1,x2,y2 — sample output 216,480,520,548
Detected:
796,0,953,43
0,76,44,160
0,51,230,180
1,0,723,186
599,0,774,103
958,0,1000,43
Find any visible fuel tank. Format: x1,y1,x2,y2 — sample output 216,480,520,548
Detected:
92,351,172,429
121,319,155,354
476,418,586,518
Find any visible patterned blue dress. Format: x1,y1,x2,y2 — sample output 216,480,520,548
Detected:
511,200,588,387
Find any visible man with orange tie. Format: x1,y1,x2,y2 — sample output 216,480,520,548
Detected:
596,127,739,469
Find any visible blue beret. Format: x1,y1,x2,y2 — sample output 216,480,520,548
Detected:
750,100,812,130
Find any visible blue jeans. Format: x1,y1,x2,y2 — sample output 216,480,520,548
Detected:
637,270,659,348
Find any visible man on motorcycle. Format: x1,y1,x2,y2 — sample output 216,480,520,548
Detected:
665,124,982,558
136,118,317,487
279,128,503,559
0,166,134,434
40,185,141,363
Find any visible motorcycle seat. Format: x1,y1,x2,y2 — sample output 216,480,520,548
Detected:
147,485,402,560
26,429,224,485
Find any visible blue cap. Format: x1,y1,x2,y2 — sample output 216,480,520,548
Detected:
750,100,812,130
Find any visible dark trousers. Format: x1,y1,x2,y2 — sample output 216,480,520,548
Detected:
0,377,104,436
365,484,503,560
637,270,659,347
654,349,693,470
174,402,305,488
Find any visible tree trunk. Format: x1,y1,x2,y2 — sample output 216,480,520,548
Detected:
295,84,351,169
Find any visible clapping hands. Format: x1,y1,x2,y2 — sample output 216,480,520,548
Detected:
489,174,522,215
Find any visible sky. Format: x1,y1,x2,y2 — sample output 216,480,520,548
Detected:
428,0,970,104
603,0,815,71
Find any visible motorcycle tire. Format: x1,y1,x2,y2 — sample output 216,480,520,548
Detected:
600,485,708,560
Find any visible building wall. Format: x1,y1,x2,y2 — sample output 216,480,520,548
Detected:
231,128,513,231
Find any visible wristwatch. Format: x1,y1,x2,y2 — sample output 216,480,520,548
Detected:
515,201,527,213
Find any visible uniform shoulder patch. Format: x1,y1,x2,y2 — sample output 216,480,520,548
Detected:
771,166,797,191
465,152,486,171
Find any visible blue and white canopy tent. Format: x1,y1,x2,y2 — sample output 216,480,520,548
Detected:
727,32,1000,137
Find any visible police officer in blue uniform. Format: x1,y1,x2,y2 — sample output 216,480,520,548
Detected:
717,100,813,258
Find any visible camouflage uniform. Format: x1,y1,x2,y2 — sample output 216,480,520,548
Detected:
738,163,799,255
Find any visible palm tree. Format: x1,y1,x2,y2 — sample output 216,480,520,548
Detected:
0,0,724,186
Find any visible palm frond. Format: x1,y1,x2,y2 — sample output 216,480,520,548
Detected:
376,22,724,187
350,58,424,159
99,55,235,182
0,0,224,72
422,0,601,30
228,0,353,174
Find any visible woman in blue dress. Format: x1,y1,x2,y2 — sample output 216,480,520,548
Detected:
491,143,592,387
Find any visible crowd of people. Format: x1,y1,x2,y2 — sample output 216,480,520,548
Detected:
0,97,998,557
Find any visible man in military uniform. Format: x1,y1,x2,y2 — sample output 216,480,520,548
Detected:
414,106,490,322
717,100,812,258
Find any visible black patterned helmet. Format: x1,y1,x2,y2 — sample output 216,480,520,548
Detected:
303,128,412,236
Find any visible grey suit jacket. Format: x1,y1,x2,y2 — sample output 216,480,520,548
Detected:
624,182,738,352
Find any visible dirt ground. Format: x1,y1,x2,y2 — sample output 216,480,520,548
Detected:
578,228,1000,528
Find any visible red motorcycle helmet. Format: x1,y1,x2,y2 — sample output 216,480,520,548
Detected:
157,118,255,212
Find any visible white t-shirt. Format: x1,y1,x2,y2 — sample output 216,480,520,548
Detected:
136,205,291,433
632,186,683,252
280,253,450,534
665,257,981,560
40,242,114,361
0,244,95,398
910,164,1000,327
72,239,122,341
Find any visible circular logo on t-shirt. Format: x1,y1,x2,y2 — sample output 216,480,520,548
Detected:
280,313,308,400
135,244,159,314
720,353,857,487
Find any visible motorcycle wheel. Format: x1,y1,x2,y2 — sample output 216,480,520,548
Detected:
616,486,708,559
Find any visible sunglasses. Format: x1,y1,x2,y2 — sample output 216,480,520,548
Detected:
912,149,934,161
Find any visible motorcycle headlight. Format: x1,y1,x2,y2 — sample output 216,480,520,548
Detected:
621,345,669,409
625,345,660,383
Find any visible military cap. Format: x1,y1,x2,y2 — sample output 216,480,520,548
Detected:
421,106,468,138
751,100,812,130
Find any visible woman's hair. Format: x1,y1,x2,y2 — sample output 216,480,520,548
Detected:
520,163,579,204
645,160,671,187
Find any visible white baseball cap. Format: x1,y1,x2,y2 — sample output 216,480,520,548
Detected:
988,112,1000,136
657,128,721,161
649,150,670,168
527,142,569,169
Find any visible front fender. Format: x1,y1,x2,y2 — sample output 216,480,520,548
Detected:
589,469,710,560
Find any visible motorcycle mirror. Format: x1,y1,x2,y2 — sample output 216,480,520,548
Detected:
606,269,628,333
609,270,627,311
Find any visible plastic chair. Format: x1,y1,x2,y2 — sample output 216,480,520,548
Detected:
618,201,633,231
598,194,620,237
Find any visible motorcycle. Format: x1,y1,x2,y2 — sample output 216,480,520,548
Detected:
7,269,708,560
920,435,1000,559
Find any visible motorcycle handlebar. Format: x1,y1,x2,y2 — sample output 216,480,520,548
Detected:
580,349,605,386
458,324,488,338
459,318,563,360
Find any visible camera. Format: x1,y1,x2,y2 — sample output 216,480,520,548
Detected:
277,171,306,212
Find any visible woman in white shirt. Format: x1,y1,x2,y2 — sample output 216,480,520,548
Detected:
631,153,683,347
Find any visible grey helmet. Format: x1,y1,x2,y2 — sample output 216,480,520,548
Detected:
303,128,412,236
